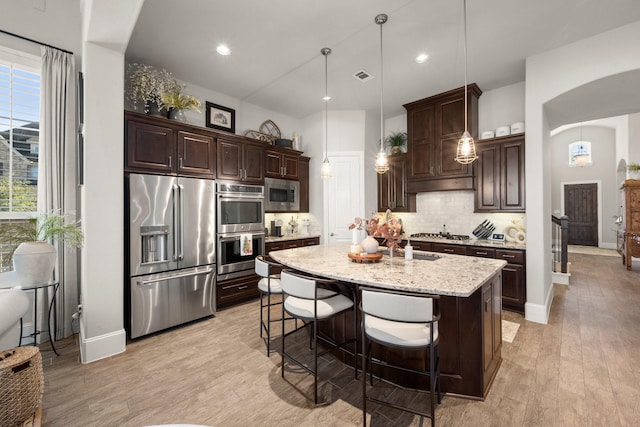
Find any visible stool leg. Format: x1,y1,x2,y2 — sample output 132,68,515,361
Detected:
430,343,435,427
313,319,318,404
266,291,272,355
281,297,286,379
362,323,367,426
259,292,264,338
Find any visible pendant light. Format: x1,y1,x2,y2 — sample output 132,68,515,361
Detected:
320,47,333,179
454,0,478,165
374,13,389,174
574,122,590,167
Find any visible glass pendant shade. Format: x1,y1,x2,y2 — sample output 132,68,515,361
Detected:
455,130,477,164
574,144,589,167
375,151,389,174
321,157,333,178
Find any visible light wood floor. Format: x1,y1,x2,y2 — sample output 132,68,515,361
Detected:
39,253,640,426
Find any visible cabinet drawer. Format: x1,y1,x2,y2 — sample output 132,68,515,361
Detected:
411,242,432,251
217,275,259,307
468,247,496,258
431,243,467,255
300,237,320,246
283,240,299,249
495,249,525,264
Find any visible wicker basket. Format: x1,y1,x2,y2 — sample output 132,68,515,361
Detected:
0,346,44,427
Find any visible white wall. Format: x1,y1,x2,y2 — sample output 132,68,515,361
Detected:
526,20,640,324
550,125,618,247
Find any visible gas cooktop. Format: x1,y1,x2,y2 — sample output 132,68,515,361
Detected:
410,232,470,241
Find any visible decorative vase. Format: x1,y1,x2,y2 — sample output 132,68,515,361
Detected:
360,236,379,254
12,241,57,285
169,108,187,122
145,100,164,117
392,146,402,155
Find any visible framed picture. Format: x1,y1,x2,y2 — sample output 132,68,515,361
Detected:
206,101,235,133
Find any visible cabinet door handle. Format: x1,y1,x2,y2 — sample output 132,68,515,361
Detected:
444,249,455,253
476,251,488,255
237,285,249,290
501,254,515,259
179,157,183,169
168,156,172,168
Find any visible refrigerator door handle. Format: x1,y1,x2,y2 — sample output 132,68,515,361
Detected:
172,184,179,261
137,267,214,286
179,184,185,261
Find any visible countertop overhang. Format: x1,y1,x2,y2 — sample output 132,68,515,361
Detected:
269,242,506,297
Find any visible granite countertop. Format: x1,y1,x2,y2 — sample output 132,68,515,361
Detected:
407,236,526,250
265,234,320,243
269,242,506,297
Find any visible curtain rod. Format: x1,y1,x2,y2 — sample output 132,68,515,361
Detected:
0,28,73,55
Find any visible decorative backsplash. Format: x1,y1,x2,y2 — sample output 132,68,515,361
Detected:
396,191,526,240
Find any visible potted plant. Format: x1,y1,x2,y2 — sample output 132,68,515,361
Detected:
125,63,175,116
628,162,640,179
161,81,201,122
385,131,407,155
0,211,83,284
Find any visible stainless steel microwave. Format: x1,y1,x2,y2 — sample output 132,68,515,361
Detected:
264,177,299,212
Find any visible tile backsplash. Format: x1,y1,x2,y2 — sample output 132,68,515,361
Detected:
395,190,526,240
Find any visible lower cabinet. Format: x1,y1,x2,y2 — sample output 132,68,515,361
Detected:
482,272,502,386
266,237,320,254
216,273,260,309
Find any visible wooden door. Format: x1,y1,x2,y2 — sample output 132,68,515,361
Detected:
408,105,436,179
475,142,500,211
242,143,264,183
126,120,175,173
565,183,598,246
216,139,243,181
176,131,215,177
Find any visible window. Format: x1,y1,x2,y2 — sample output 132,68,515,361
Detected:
0,47,41,214
568,140,592,167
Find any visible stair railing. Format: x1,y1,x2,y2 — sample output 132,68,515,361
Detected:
552,215,569,273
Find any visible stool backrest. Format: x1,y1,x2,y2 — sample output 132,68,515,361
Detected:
361,289,434,323
281,270,317,300
255,255,270,278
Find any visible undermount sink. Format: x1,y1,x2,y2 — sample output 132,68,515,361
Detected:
381,249,441,261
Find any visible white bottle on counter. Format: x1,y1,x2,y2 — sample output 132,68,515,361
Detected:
404,242,413,260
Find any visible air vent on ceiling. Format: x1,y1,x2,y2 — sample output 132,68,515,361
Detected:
353,70,374,82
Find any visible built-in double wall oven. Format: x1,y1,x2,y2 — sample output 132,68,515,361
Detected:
216,181,265,280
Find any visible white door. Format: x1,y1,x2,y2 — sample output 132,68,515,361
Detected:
324,152,364,243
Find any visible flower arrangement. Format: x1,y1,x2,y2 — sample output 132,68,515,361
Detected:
385,131,407,154
349,211,404,252
161,81,201,113
126,63,175,111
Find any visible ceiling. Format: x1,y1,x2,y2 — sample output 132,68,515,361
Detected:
126,0,640,120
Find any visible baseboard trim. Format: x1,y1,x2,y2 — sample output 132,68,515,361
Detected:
525,284,554,324
79,326,126,364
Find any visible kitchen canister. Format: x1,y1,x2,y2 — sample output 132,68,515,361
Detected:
510,122,525,134
495,126,510,137
480,130,495,140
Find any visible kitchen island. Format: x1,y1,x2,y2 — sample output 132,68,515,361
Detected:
270,242,507,400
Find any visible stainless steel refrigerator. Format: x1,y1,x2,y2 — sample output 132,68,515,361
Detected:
127,173,216,339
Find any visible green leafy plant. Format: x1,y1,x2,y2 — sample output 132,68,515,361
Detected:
161,81,201,112
0,211,84,266
384,131,407,153
125,63,175,110
627,163,640,171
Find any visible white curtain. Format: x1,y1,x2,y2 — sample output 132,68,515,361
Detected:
38,46,78,339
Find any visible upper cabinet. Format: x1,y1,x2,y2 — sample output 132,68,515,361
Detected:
475,134,525,213
125,111,215,178
377,153,416,212
404,84,481,193
265,146,301,180
216,137,264,184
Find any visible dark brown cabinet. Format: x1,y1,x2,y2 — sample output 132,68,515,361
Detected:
265,147,300,179
125,112,215,178
431,242,467,256
216,274,260,308
377,154,416,212
265,236,319,254
404,84,481,193
482,272,502,386
475,134,525,213
216,137,264,184
621,180,640,270
299,156,310,212
495,249,526,313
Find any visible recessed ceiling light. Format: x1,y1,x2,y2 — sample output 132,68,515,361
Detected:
415,53,429,63
323,95,331,101
216,44,231,56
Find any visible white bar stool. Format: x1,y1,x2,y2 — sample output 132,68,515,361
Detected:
280,269,357,405
361,287,441,427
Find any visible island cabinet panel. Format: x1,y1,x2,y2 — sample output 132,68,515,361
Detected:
496,249,526,313
405,84,481,193
318,276,502,399
125,111,216,177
